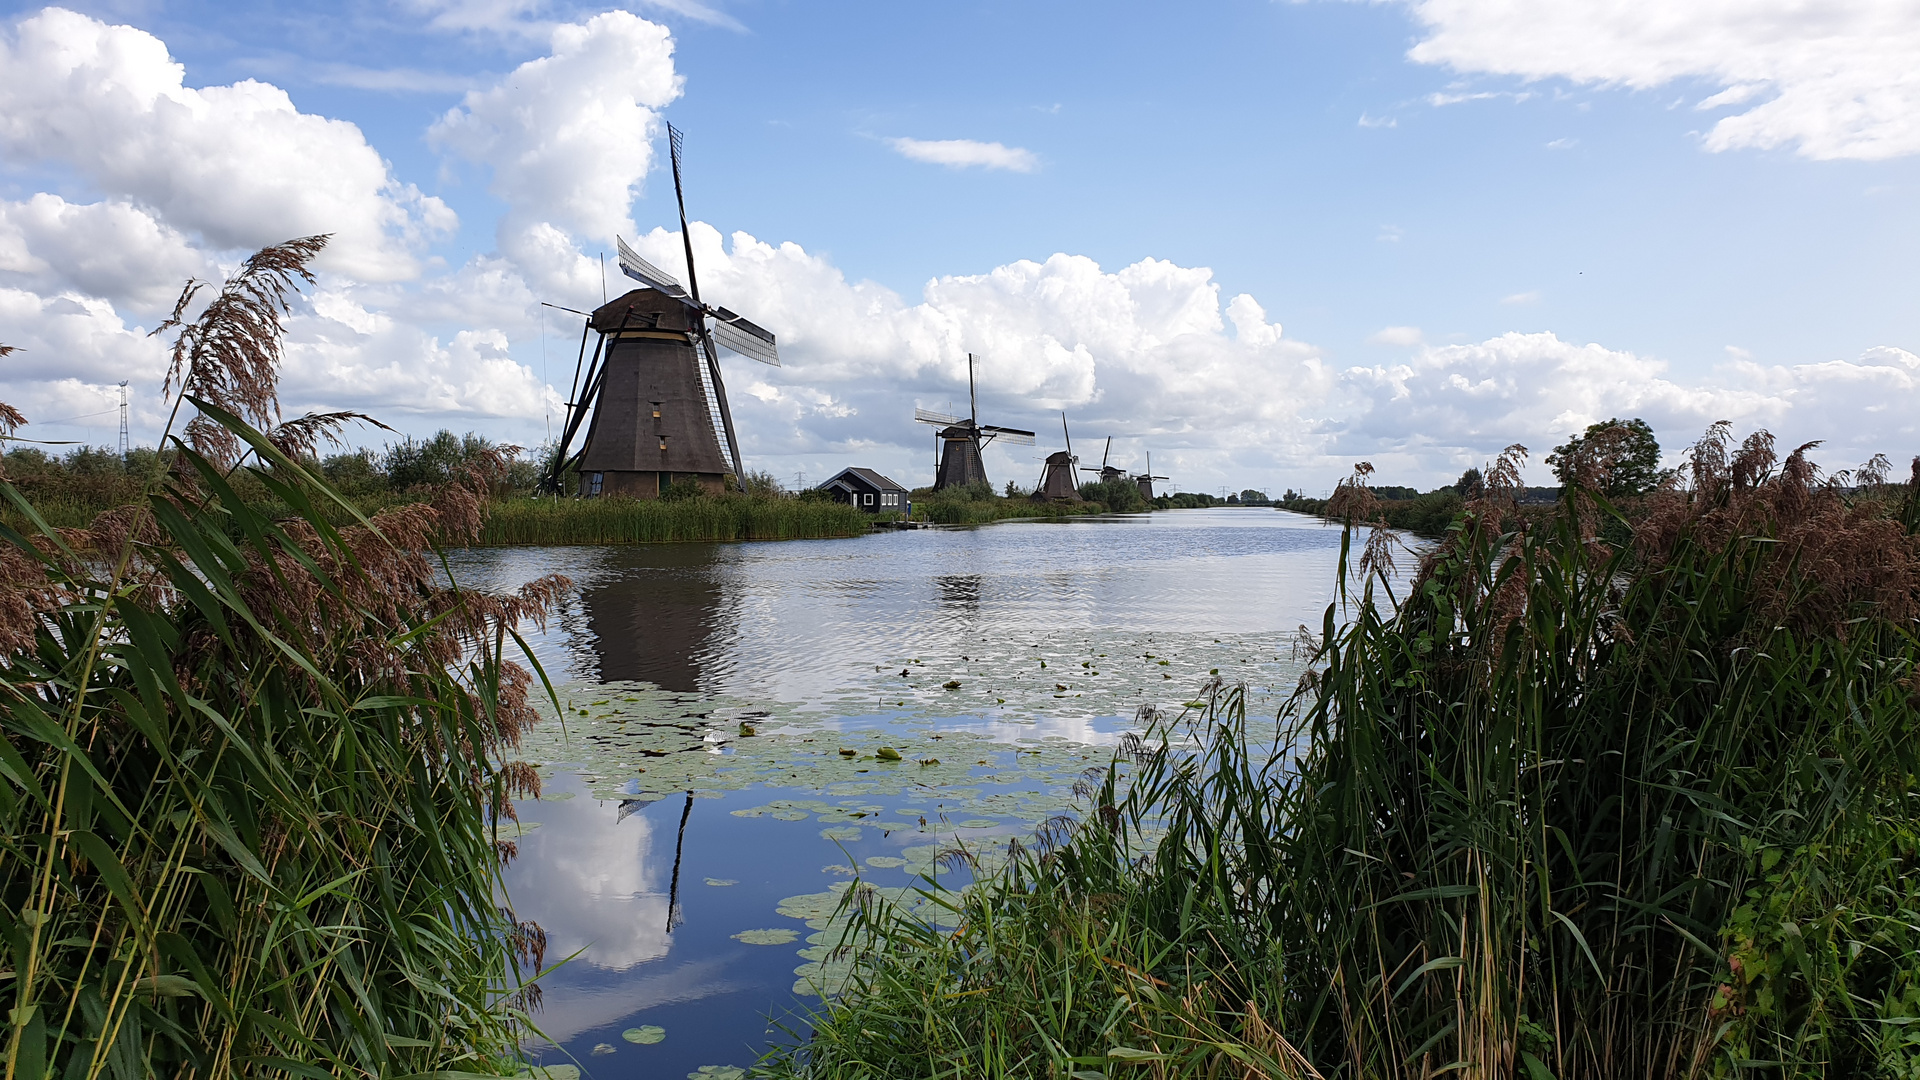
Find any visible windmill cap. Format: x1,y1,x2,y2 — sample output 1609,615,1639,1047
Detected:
592,289,696,333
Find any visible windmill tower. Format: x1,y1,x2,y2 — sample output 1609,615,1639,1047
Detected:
1133,450,1170,501
1079,436,1125,484
542,124,782,497
1033,412,1082,501
912,353,1035,491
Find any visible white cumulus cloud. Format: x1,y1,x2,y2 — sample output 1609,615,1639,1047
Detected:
1331,332,1920,482
0,7,454,280
888,137,1039,172
1397,0,1920,159
430,11,684,245
618,224,1330,484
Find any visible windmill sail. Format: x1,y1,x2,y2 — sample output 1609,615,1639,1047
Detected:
710,308,780,366
616,236,689,299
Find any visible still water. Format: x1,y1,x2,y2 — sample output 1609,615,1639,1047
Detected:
445,508,1366,1077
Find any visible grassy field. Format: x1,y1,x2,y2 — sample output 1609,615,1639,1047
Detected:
767,437,1920,1079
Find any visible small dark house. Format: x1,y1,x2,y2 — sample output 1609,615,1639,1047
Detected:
819,468,911,514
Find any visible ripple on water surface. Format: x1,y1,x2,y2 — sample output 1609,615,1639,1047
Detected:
466,509,1376,1078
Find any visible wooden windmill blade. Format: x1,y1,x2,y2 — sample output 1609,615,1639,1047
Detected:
979,424,1035,444
915,408,966,427
616,235,690,300
664,123,746,478
539,314,604,494
710,307,780,366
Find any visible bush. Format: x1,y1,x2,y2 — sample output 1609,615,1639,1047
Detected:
1078,477,1147,512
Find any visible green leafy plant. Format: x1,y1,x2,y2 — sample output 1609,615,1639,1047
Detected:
0,238,562,1078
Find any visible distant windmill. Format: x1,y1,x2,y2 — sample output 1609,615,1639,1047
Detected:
1133,451,1170,501
1033,412,1082,501
542,123,782,497
1079,436,1125,484
913,353,1035,491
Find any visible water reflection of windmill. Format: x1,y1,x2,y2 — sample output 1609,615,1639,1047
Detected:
542,123,782,497
913,353,1035,491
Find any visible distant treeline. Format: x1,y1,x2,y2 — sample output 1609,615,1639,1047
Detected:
909,479,1271,522
2,435,865,544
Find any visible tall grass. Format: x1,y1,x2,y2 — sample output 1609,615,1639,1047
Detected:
479,494,870,544
769,434,1920,1078
0,239,557,1078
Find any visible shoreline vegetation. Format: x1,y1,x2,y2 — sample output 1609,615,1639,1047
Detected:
0,240,554,1076
768,433,1920,1078
1,446,1254,544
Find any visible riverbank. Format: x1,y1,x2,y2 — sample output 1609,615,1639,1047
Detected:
766,445,1920,1078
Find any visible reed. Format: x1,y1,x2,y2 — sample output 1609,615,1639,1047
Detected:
477,494,870,545
0,240,556,1078
769,433,1920,1079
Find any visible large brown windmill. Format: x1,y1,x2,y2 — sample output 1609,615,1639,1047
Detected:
912,353,1035,491
542,124,781,497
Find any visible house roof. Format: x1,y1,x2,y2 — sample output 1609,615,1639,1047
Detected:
819,467,908,493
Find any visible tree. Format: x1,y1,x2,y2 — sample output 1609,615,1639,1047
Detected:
1452,467,1484,498
1548,417,1668,497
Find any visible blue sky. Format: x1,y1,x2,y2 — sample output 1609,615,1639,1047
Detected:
2,0,1916,493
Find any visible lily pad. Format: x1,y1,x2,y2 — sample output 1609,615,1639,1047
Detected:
517,1068,580,1080
865,856,907,869
819,826,862,842
704,878,738,886
622,1025,666,1045
689,1068,746,1080
591,1043,616,1055
733,927,800,945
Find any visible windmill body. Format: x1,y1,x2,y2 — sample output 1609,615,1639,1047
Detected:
912,355,1034,492
1034,451,1082,501
934,426,990,489
575,289,730,497
539,123,783,497
1132,450,1170,501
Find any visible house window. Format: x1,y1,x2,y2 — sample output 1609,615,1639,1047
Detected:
651,401,662,419
864,493,875,506
588,472,603,496
659,438,668,451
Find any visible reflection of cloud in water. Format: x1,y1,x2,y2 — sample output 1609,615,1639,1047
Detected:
506,787,670,972
522,956,744,1047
